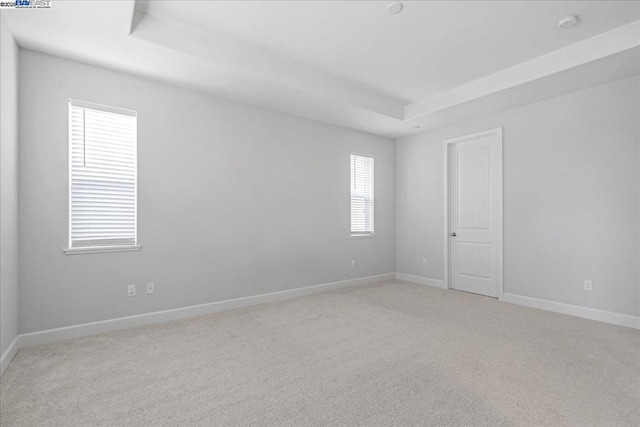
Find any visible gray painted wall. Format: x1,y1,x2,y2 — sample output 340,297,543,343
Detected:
9,46,640,337
18,50,395,334
0,14,20,357
396,76,640,316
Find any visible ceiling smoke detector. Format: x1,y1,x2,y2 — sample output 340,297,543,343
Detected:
387,2,404,15
558,15,579,29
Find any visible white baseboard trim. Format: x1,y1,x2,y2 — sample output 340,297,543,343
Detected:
501,293,640,330
395,273,447,289
0,336,19,378
395,273,639,330
1,273,395,377
5,273,636,378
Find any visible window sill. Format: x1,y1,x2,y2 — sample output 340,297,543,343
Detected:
63,245,142,255
350,233,376,239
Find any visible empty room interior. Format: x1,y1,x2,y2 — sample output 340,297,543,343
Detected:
1,0,639,425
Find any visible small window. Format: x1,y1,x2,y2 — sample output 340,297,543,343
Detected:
68,100,137,250
350,154,374,236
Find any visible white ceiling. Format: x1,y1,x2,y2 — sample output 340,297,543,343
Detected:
2,1,639,138
140,0,640,103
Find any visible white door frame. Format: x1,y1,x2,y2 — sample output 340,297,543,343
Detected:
443,127,504,299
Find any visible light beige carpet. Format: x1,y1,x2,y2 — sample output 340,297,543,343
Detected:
1,280,639,426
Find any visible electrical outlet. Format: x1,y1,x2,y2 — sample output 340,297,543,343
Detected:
584,280,593,291
127,284,136,297
422,258,428,266
146,283,155,295
351,259,356,268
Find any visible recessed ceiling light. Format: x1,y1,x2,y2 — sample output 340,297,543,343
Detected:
414,125,421,129
387,2,404,15
558,15,579,29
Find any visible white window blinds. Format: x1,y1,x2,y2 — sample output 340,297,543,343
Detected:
350,154,374,236
69,100,137,248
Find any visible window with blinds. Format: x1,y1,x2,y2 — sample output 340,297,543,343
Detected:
350,154,374,236
68,100,137,250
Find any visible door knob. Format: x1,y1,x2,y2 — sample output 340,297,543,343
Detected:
450,232,457,237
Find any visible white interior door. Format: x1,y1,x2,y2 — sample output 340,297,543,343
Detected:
447,128,502,298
